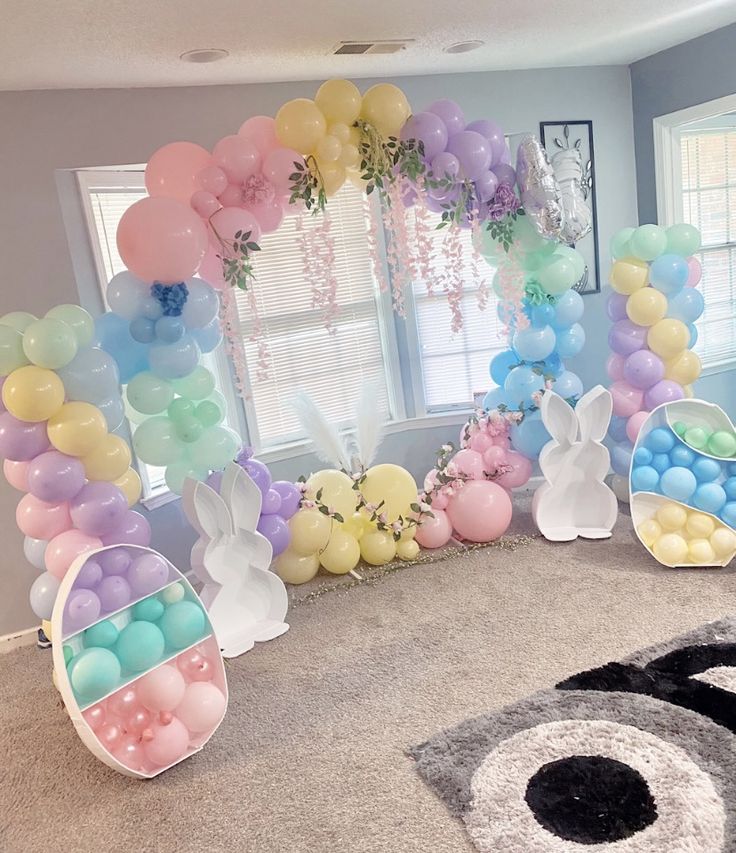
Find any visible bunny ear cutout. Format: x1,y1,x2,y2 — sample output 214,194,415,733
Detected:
540,390,578,445
575,384,613,444
189,481,234,542
220,462,262,533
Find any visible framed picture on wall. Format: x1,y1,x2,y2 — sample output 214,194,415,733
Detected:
539,120,600,295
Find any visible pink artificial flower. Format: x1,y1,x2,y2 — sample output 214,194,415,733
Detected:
243,174,276,206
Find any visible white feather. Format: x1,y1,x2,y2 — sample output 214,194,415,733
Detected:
355,382,385,471
289,392,351,472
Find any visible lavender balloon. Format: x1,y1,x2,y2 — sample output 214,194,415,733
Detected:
475,170,499,203
623,350,665,390
261,488,282,516
466,119,506,164
101,511,151,547
446,131,492,181
492,163,516,187
70,482,128,537
27,450,86,503
97,574,131,612
430,152,460,183
608,319,648,356
65,588,101,632
644,380,684,409
256,514,290,557
427,99,465,136
243,458,272,498
76,558,104,589
606,292,629,322
127,552,169,596
271,481,300,519
400,111,448,160
98,547,132,576
0,413,49,461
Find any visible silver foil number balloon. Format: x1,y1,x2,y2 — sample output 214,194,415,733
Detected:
515,135,563,240
551,145,593,244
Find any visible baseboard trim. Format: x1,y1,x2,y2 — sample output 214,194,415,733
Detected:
0,626,38,653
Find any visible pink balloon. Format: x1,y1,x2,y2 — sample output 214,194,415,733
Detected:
238,115,279,158
138,664,186,712
626,411,649,443
142,717,191,767
175,682,226,733
98,722,123,751
468,432,494,454
209,206,262,249
606,353,626,382
687,256,702,287
197,165,228,196
198,248,226,291
610,380,644,418
190,190,220,219
16,494,71,540
452,448,485,480
482,445,508,473
249,199,284,234
117,197,208,284
84,704,106,731
113,735,145,771
212,135,261,183
430,491,449,510
218,184,244,207
262,147,305,195
123,708,152,737
4,459,29,491
415,508,453,548
176,647,215,682
446,480,512,543
108,686,138,718
100,510,151,547
495,450,532,489
145,142,211,203
45,529,103,579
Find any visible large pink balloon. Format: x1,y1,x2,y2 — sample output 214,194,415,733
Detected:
142,717,190,767
209,207,262,249
249,199,284,234
495,450,532,489
610,380,644,418
138,664,186,712
197,165,228,196
16,494,71,540
467,432,494,454
175,682,226,732
446,480,512,543
145,142,211,203
482,445,508,474
45,529,103,579
238,116,279,158
117,197,208,284
3,459,29,491
414,508,453,549
262,147,305,195
626,411,649,443
452,448,485,480
212,135,261,183
198,248,227,292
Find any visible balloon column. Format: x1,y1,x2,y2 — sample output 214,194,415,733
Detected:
605,223,704,498
0,306,148,622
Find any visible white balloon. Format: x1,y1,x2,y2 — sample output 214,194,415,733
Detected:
106,272,149,321
23,536,48,570
610,474,630,504
29,572,60,619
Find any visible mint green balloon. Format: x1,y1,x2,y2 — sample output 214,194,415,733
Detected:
84,619,119,649
171,365,215,400
132,597,165,622
513,214,550,253
168,397,196,422
45,304,95,348
478,226,502,261
22,317,78,369
115,621,165,672
666,223,701,257
176,414,204,443
126,371,174,415
552,245,586,279
610,226,635,260
491,269,504,298
0,311,37,332
188,425,240,470
164,461,208,495
132,416,184,466
629,224,667,261
0,325,29,375
159,600,206,650
538,255,577,296
196,398,224,428
69,647,121,702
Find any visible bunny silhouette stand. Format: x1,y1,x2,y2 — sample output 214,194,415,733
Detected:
532,385,618,542
182,462,289,658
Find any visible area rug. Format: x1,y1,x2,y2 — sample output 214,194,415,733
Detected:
409,616,736,852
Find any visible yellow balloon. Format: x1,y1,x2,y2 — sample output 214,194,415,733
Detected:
360,84,411,137
2,365,64,422
47,401,107,457
315,135,342,163
625,287,667,326
360,463,418,522
306,469,357,520
686,512,715,539
637,518,662,547
338,143,360,168
341,512,366,541
683,384,694,399
688,538,716,564
275,549,320,584
289,508,331,556
319,528,360,574
647,318,689,360
113,467,142,507
81,433,131,481
399,524,417,542
656,502,688,531
711,527,736,557
360,529,397,565
317,161,346,196
396,539,420,561
665,349,702,385
275,98,327,154
652,532,688,565
42,618,52,636
346,168,369,192
328,123,351,144
315,79,362,125
609,258,648,295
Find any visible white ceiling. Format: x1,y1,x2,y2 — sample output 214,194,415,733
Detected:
1,0,736,91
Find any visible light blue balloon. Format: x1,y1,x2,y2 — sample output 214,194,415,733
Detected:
646,427,676,454
608,415,628,443
692,457,722,482
660,466,697,502
29,571,60,620
512,325,556,361
95,395,125,431
694,482,727,514
611,443,633,476
504,365,544,408
552,290,584,329
106,272,149,321
670,445,696,467
724,477,736,500
94,313,149,384
482,387,509,412
540,352,563,378
148,335,201,380
668,288,705,324
651,453,670,474
510,410,550,458
552,370,583,400
721,502,736,528
141,297,163,321
58,347,121,404
649,253,688,295
555,323,585,358
490,350,519,386
631,465,659,492
155,316,184,343
130,317,156,343
182,278,219,329
688,324,698,348
190,316,223,354
531,304,555,328
634,447,653,466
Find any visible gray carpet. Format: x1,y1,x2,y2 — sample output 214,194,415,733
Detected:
2,503,736,853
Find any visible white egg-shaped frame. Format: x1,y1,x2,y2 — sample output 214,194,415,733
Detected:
51,544,228,779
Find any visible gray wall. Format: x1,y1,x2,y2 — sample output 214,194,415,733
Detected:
0,65,638,634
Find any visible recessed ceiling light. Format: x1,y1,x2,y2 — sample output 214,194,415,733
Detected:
180,48,229,64
444,40,484,54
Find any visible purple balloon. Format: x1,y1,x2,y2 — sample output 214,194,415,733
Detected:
475,170,499,203
100,511,151,547
98,547,132,576
271,481,301,519
427,99,465,136
606,292,629,322
260,488,282,516
623,350,665,390
65,588,101,632
430,152,460,183
446,131,492,181
76,558,104,589
644,379,685,409
27,450,86,503
127,552,170,595
97,574,131,612
243,458,272,498
70,482,128,537
400,111,448,160
465,119,506,165
256,514,290,557
608,319,647,356
492,163,516,187
0,413,49,461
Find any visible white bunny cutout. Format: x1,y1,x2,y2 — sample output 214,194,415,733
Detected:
182,462,289,658
532,385,618,541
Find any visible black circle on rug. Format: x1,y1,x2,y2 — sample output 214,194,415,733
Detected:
524,754,658,844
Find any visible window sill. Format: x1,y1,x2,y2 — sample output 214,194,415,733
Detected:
701,359,736,377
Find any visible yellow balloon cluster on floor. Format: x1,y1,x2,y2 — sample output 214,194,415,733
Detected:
637,501,736,566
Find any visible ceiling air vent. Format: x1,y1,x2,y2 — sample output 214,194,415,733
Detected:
332,40,414,55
